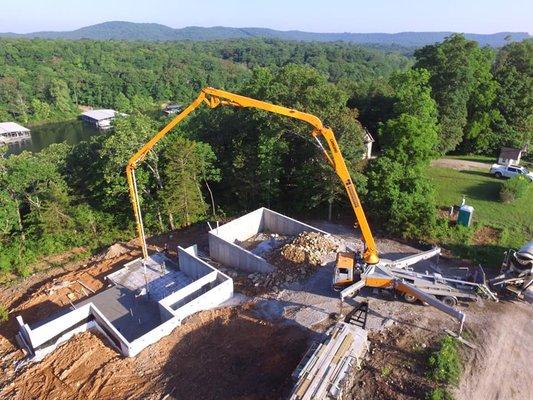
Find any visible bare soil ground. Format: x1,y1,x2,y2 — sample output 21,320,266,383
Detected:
311,221,533,400
0,220,531,400
1,308,309,400
454,300,532,400
345,298,533,400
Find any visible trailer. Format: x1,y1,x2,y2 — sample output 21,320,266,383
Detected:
340,247,497,333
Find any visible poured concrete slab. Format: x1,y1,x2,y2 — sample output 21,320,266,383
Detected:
77,286,162,342
106,252,177,290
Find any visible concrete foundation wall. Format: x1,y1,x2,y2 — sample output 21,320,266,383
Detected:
263,208,327,236
126,317,182,357
179,245,217,280
160,272,217,310
173,276,233,321
208,208,329,273
209,234,273,273
158,302,175,321
17,248,234,360
213,208,265,241
27,304,92,348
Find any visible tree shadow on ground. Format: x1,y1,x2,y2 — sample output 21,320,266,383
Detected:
461,170,495,178
161,308,312,400
461,179,501,201
444,243,508,272
0,300,68,345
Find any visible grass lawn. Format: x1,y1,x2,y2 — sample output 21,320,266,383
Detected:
427,166,532,267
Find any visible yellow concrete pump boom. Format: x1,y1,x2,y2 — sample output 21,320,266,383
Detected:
126,87,379,264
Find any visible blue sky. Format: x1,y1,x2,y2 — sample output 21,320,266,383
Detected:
0,0,531,34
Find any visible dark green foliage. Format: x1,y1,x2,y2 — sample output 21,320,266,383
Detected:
0,38,409,124
500,175,530,202
492,40,533,149
415,35,531,155
0,114,220,275
160,137,220,227
189,64,367,217
431,219,474,246
415,35,484,153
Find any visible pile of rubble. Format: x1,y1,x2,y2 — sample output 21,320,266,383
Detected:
247,231,338,290
277,231,338,266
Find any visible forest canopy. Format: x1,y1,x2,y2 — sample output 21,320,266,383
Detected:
0,36,531,274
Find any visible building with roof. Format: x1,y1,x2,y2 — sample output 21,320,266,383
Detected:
0,122,31,144
80,109,124,129
498,147,527,166
163,104,183,116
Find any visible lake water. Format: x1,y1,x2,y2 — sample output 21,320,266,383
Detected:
5,120,102,156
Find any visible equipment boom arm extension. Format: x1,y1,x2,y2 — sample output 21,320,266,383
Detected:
126,87,379,264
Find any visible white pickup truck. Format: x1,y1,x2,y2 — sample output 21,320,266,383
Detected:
490,164,533,181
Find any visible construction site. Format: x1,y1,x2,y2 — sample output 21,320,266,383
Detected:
0,88,532,400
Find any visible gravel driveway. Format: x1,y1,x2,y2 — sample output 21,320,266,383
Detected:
431,158,492,171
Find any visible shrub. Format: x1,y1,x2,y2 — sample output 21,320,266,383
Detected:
0,305,8,323
431,219,473,245
427,336,461,384
381,365,392,377
500,175,530,203
15,263,31,278
427,387,454,400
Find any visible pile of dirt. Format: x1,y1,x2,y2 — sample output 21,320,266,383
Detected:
93,243,132,261
246,232,338,291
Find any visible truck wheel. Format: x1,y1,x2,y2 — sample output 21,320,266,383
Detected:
441,296,458,307
495,172,502,178
403,293,417,303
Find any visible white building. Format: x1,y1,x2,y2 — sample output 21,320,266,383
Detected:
80,109,124,129
362,129,375,160
0,122,31,143
498,147,526,166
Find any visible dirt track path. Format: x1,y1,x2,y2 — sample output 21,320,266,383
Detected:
431,158,491,171
455,301,533,400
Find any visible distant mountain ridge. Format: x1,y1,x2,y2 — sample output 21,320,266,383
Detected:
1,21,530,47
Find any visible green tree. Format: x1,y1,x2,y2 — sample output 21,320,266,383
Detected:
0,144,76,270
460,47,502,153
366,69,439,238
415,34,479,153
243,65,367,216
493,40,533,148
48,79,73,113
159,136,219,227
114,92,132,113
130,94,156,114
0,76,28,121
30,98,52,120
97,114,163,229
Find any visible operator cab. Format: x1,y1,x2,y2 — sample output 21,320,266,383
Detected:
333,252,356,290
